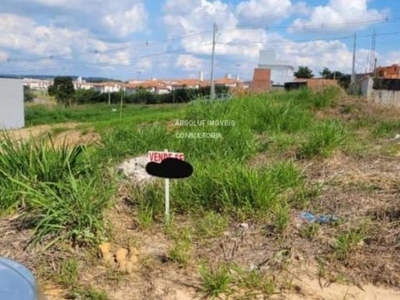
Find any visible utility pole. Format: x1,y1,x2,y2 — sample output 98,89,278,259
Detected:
210,23,217,99
351,33,357,84
137,71,141,104
369,29,377,74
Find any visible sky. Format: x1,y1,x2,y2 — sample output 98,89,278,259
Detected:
0,0,399,81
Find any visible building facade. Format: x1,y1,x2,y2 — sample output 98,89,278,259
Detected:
0,78,24,130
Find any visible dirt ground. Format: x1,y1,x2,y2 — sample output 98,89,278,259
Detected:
2,98,400,299
3,122,100,147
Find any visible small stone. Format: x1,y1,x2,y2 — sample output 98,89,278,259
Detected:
125,261,134,274
295,254,304,261
119,260,127,272
115,248,129,263
103,253,114,263
223,231,231,237
238,223,249,230
99,243,111,257
129,254,138,264
129,246,140,256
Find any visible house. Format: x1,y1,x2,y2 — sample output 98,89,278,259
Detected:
251,68,271,93
92,82,122,93
375,64,400,79
136,79,169,94
22,78,53,91
257,49,295,85
214,74,241,88
123,83,138,95
74,82,93,90
293,78,340,91
0,78,24,130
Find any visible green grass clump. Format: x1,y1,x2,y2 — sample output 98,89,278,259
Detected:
199,263,232,298
100,125,172,161
0,133,93,210
0,132,112,247
25,103,184,127
373,120,400,138
135,160,305,220
297,120,348,159
248,99,313,133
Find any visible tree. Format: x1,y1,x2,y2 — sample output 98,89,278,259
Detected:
320,67,333,79
294,66,314,79
319,67,351,90
48,76,76,106
23,86,34,102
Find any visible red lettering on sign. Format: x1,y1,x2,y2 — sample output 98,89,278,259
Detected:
148,151,185,162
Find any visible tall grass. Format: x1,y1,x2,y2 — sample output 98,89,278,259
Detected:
0,133,93,210
25,103,184,127
297,120,348,159
246,98,313,133
0,132,112,247
5,172,113,248
100,125,173,161
0,88,344,248
133,160,305,219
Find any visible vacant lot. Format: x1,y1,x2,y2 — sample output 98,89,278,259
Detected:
1,89,400,299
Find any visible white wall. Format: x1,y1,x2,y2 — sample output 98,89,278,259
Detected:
361,77,400,107
0,78,25,130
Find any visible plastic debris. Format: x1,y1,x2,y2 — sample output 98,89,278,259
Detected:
300,211,339,224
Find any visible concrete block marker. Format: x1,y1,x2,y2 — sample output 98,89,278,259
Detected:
146,149,193,224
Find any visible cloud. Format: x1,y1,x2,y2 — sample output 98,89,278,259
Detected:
0,0,397,81
235,0,293,27
163,0,238,35
101,3,148,38
175,54,204,71
0,50,8,62
289,0,390,33
1,0,148,41
161,0,380,80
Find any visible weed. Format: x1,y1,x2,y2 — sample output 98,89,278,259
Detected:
168,227,193,266
100,125,173,161
235,267,276,295
133,181,165,225
307,87,340,109
58,258,79,286
0,133,93,210
300,223,320,240
335,228,365,260
137,204,154,229
67,286,108,300
199,263,232,298
168,239,192,266
373,120,400,138
194,211,229,239
25,103,182,127
273,200,290,234
249,100,313,133
5,171,113,248
297,120,348,159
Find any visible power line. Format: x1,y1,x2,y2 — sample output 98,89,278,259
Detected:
5,42,214,75
4,16,397,64
210,23,217,100
220,15,397,32
216,30,400,47
4,30,211,63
